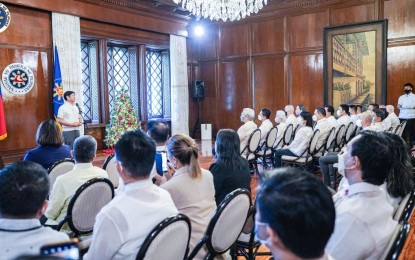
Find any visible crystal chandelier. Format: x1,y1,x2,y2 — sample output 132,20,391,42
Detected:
173,0,269,22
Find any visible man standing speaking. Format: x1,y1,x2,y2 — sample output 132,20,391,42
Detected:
57,91,82,149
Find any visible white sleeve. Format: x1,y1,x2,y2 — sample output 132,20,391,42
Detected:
57,105,64,119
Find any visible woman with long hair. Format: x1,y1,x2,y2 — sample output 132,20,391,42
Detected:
210,129,251,205
161,134,216,259
24,119,72,169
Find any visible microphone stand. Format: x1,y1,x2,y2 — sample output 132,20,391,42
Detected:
76,103,90,131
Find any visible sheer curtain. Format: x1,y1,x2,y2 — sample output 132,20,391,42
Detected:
170,35,189,136
52,13,83,135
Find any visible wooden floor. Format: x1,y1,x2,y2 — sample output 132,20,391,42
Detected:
93,140,415,260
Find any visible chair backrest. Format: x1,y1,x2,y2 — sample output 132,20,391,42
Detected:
247,129,261,153
48,159,75,191
334,124,346,148
397,121,407,137
291,124,300,142
188,189,251,259
344,122,357,143
394,191,415,222
102,154,119,188
380,222,411,260
265,127,278,149
63,178,114,236
320,127,336,153
308,129,321,155
136,214,191,260
283,124,294,145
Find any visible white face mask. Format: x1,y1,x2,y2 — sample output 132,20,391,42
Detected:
258,114,262,121
337,110,341,117
312,115,317,121
356,119,362,127
295,109,301,116
240,116,245,123
275,117,281,124
337,152,354,177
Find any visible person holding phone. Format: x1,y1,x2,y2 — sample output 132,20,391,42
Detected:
0,161,69,259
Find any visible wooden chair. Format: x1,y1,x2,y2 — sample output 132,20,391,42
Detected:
47,158,75,191
380,222,411,260
241,129,261,175
393,190,415,222
102,154,119,188
256,127,278,169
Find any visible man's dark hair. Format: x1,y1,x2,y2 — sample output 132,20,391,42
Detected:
63,91,75,101
256,168,335,259
0,161,50,218
324,105,334,115
261,108,271,119
115,129,156,178
404,82,414,88
300,111,313,127
315,107,326,117
73,135,97,163
356,105,362,112
349,105,356,114
147,119,170,144
369,103,379,110
373,109,386,121
351,131,393,185
339,104,350,116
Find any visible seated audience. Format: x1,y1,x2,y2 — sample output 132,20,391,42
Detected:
256,167,335,260
24,119,71,170
371,108,386,131
324,105,337,128
258,108,273,145
327,131,397,259
238,108,257,156
274,111,313,167
313,107,331,152
295,104,307,116
84,130,178,259
360,111,375,131
210,129,251,206
349,104,358,123
274,110,287,145
336,104,351,127
161,134,216,259
367,103,379,111
385,105,400,131
45,135,108,229
0,161,69,259
147,119,170,176
284,105,298,127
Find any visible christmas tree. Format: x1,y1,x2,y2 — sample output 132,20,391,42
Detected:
104,89,140,152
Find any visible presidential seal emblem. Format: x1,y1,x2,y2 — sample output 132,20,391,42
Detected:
0,3,11,33
2,63,35,95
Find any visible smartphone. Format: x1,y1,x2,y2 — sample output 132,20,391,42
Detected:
40,241,80,260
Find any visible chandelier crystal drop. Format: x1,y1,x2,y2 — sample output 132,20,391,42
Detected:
173,0,269,22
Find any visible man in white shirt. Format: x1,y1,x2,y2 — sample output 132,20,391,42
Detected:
57,91,83,149
285,105,298,127
237,108,257,155
327,131,397,259
84,130,178,260
324,105,337,128
371,109,386,132
45,135,108,230
256,168,335,260
398,82,415,143
349,105,358,123
336,104,351,127
274,110,287,147
258,108,273,145
360,111,376,131
313,107,332,152
386,105,400,131
0,161,69,259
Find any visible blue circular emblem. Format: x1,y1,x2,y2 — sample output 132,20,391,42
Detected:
0,3,11,33
2,63,35,95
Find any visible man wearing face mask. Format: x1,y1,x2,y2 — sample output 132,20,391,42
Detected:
258,108,273,145
324,105,337,128
398,82,415,143
255,168,335,260
275,110,288,144
313,107,331,152
336,104,351,127
237,108,257,156
284,105,298,127
326,131,397,260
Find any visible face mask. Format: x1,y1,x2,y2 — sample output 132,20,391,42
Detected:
258,114,262,121
356,119,362,127
336,110,341,117
312,115,317,121
240,116,245,123
275,117,281,124
405,89,411,94
295,109,301,116
337,152,354,177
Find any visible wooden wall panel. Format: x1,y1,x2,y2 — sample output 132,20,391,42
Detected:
218,59,250,130
252,17,285,54
252,56,286,115
199,61,218,132
384,0,415,39
290,53,324,110
387,45,415,106
0,49,51,154
0,5,51,48
330,3,375,26
288,11,328,50
219,23,249,57
198,25,218,60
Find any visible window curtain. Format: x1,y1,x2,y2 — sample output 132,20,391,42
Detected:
52,13,83,135
170,35,189,136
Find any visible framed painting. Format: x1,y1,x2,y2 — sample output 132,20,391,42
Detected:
323,20,387,109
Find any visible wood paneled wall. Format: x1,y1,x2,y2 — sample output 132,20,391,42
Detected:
192,0,415,135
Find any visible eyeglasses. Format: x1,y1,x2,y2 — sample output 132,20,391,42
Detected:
255,220,269,244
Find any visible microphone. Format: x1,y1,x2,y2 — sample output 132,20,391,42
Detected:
75,103,82,115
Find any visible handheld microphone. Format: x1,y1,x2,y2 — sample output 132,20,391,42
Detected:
75,103,82,115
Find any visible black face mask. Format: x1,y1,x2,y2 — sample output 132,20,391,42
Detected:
405,89,411,94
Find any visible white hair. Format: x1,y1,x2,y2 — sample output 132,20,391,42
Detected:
285,105,294,114
242,108,255,120
386,105,394,113
276,110,286,120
